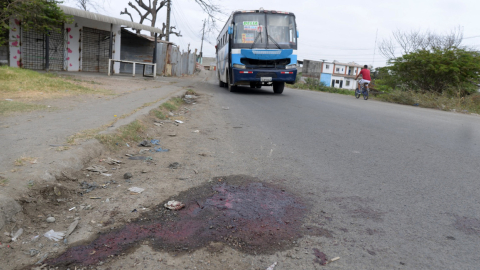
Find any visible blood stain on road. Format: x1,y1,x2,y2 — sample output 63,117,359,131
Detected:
46,175,308,267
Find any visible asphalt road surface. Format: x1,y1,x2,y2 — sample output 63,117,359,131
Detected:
195,75,480,269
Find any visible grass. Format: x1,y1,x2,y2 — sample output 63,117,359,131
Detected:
289,78,355,96
0,177,8,187
0,66,110,102
374,90,480,114
0,100,49,115
14,156,37,166
96,120,146,150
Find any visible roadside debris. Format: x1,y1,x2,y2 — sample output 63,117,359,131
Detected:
175,120,184,124
155,147,169,152
106,158,122,165
64,220,79,239
138,140,151,147
266,262,277,270
44,230,65,242
327,257,340,264
168,162,180,169
128,187,145,194
11,228,23,242
80,181,98,193
164,200,185,210
222,106,230,110
101,173,112,177
124,173,133,179
128,156,152,161
86,165,108,173
46,217,56,223
150,139,160,145
193,130,200,133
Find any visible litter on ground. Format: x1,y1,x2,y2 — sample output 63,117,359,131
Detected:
128,187,145,193
44,230,65,241
164,200,185,210
266,262,277,270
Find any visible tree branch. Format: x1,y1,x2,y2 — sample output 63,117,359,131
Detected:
120,8,134,22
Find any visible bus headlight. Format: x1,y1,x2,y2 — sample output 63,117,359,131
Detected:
286,64,297,70
233,64,246,69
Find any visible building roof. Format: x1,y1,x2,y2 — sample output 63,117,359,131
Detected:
121,28,174,44
59,5,164,34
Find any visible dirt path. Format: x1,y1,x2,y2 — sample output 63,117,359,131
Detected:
0,72,198,199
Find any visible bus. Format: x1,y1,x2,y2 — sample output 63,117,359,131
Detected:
216,9,298,94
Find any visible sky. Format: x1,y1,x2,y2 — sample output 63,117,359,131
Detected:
63,0,480,68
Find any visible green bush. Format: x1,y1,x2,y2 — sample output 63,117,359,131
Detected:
388,48,480,96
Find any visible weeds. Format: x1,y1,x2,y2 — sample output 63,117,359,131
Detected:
0,100,49,115
14,156,37,166
96,120,146,150
290,78,355,96
154,110,166,120
0,177,8,187
375,90,480,114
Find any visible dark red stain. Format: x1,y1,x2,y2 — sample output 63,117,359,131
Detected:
46,177,307,267
313,248,328,265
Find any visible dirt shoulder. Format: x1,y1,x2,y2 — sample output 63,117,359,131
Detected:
0,72,194,200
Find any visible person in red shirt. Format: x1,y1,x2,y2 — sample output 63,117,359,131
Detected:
355,65,371,91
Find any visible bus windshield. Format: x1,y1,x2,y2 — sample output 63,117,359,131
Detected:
233,13,297,49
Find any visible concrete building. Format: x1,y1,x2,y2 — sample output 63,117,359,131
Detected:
302,59,364,90
7,5,164,74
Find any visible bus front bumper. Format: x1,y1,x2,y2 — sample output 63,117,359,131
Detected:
232,68,297,85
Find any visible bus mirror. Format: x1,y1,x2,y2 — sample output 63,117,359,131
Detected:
297,31,299,38
228,26,233,35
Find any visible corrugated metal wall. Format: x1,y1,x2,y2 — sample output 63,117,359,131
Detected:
120,30,196,77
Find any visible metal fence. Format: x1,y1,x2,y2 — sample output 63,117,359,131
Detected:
82,27,110,72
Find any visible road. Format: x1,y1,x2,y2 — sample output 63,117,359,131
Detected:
188,74,480,269
3,71,480,270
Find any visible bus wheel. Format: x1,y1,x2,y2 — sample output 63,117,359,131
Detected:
228,72,236,92
273,82,284,94
219,79,225,87
250,82,256,89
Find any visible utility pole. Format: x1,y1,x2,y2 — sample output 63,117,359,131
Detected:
166,0,171,41
199,19,206,63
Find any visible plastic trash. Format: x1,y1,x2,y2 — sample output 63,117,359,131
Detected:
155,147,169,152
44,230,65,241
11,228,23,242
150,139,160,145
164,200,185,210
128,187,145,193
174,120,184,124
266,262,277,270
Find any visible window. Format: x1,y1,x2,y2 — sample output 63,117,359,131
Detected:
335,80,339,83
336,68,340,72
346,80,350,86
325,65,330,69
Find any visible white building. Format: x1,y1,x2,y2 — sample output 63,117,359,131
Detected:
319,61,364,90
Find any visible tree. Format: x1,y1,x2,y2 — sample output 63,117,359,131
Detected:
388,48,480,95
379,27,464,60
0,0,71,46
120,0,221,40
67,0,107,12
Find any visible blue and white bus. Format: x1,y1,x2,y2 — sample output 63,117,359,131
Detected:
216,9,298,94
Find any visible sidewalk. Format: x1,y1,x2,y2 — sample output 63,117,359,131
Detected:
0,72,195,198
